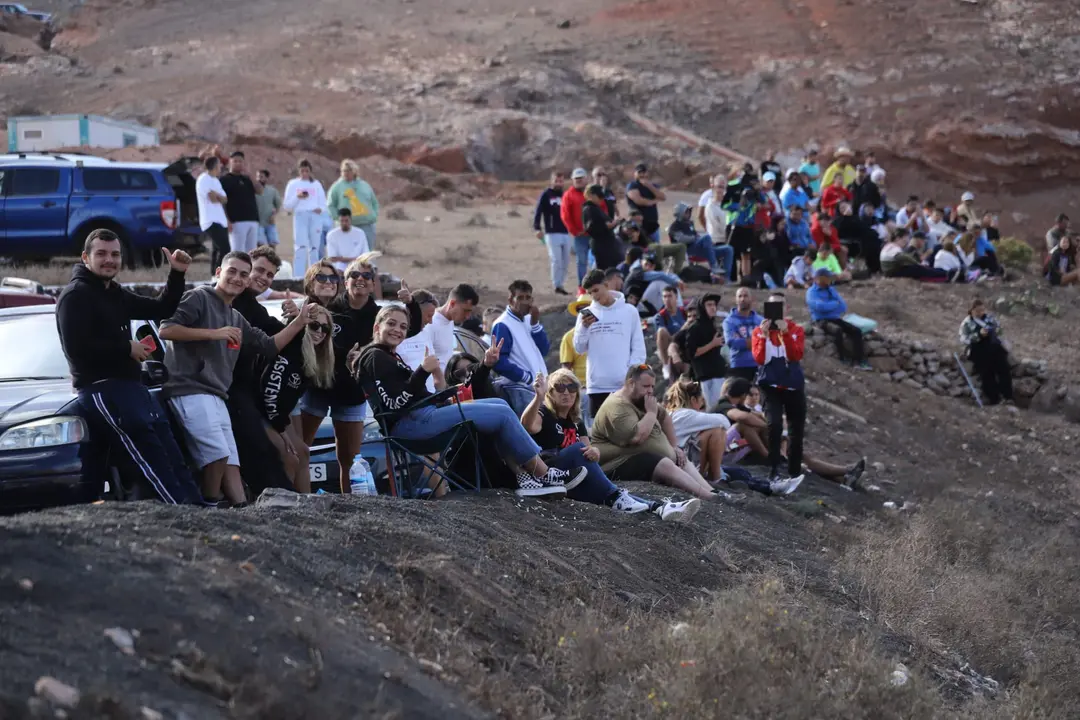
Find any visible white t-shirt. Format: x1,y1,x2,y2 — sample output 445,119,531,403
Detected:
934,250,962,272
324,226,370,271
396,312,455,392
196,172,228,231
704,200,728,243
697,189,714,207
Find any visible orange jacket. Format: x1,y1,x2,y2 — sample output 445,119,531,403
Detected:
560,186,587,237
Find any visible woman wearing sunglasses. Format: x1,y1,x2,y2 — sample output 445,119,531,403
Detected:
258,304,336,492
521,368,701,522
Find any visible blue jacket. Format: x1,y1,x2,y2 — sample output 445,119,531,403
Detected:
975,232,995,259
533,188,568,235
806,285,848,322
787,218,812,249
490,311,551,383
723,201,757,228
780,186,809,213
723,309,764,369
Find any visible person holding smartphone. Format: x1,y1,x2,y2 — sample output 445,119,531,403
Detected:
750,294,806,488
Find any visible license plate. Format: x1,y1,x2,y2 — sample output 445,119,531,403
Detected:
309,463,327,483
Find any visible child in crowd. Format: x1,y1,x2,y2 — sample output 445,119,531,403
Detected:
811,242,851,283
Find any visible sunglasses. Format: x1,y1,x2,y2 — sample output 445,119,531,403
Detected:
314,273,340,284
307,322,331,333
552,383,579,394
348,270,376,281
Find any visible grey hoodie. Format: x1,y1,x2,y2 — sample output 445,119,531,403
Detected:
161,285,278,400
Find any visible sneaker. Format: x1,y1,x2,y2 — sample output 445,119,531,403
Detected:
555,287,569,296
844,458,866,489
514,472,566,498
655,498,701,523
542,465,586,490
712,488,747,504
769,473,805,496
611,490,652,514
856,361,873,371
662,364,673,381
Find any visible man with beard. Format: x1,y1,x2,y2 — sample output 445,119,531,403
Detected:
56,229,202,505
219,151,263,254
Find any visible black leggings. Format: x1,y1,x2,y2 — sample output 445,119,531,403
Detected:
973,253,1003,276
818,319,866,364
886,264,949,281
969,341,1013,405
762,386,806,478
206,223,230,272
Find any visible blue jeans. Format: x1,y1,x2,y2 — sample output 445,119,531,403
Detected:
259,224,279,246
547,442,652,508
545,232,571,290
723,465,773,496
573,235,591,285
699,235,735,277
499,381,535,417
293,210,323,276
393,398,540,465
356,222,376,251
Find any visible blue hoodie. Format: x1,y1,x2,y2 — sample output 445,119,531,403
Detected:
723,308,764,369
975,231,995,259
806,284,848,322
787,217,812,249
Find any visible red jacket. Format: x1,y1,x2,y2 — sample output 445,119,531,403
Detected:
810,215,841,252
750,319,806,390
560,187,587,237
819,185,852,217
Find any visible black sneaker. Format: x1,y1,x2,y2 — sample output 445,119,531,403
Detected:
844,458,866,489
544,466,585,490
515,472,566,498
554,287,569,296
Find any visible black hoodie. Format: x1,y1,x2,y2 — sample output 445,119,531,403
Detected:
56,264,186,390
354,343,433,430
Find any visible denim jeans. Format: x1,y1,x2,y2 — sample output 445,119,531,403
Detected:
701,378,725,408
393,398,540,465
500,382,535,418
356,222,377,251
547,442,652,508
686,236,720,271
573,235,591,285
699,235,735,277
293,210,323,276
259,224,279,246
545,232,571,290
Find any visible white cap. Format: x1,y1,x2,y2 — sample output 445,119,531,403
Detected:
571,168,588,179
762,171,776,182
961,191,975,202
870,168,886,183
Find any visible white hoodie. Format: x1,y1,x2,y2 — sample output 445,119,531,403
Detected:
572,291,646,394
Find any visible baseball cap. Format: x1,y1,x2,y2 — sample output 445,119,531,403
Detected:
642,252,659,265
571,168,588,179
762,171,776,183
813,267,833,278
634,162,648,173
961,191,975,202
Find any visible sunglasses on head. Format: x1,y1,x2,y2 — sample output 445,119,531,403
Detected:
348,270,375,281
552,383,579,394
314,273,340,284
307,321,331,333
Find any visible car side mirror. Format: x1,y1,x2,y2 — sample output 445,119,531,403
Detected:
141,360,169,387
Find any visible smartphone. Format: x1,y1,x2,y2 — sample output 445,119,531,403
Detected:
764,301,784,321
579,308,595,320
227,337,241,350
139,334,158,353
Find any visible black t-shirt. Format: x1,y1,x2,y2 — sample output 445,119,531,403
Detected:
712,399,750,419
602,189,618,219
760,161,782,181
683,318,727,381
626,180,659,234
985,227,1001,242
260,335,308,432
220,173,260,223
530,406,587,452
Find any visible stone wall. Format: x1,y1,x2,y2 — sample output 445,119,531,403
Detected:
805,325,1050,407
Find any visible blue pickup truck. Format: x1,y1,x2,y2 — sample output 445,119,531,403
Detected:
0,152,203,268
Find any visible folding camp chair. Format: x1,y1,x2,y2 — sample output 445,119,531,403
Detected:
375,386,490,499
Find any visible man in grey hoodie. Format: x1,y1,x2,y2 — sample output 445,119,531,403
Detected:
159,251,317,506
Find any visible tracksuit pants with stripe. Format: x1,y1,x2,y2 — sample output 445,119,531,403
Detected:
78,379,202,504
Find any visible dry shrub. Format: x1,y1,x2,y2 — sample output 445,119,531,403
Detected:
841,507,1080,716
994,237,1034,270
442,240,480,265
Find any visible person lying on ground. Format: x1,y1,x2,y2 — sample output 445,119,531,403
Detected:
589,365,725,502
714,377,864,491
881,228,951,281
159,251,317,507
621,216,688,270
810,213,849,270
811,241,851,283
654,285,688,381
521,370,701,522
959,298,1014,406
805,268,870,369
258,303,335,493
784,246,816,289
1046,234,1079,286
353,305,583,498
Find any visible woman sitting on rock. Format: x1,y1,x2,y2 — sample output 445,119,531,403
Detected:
521,368,701,522
959,298,1014,405
1046,234,1079,287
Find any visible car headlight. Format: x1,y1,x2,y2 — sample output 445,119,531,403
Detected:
0,416,88,450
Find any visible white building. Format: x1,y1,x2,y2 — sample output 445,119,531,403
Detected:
6,114,160,152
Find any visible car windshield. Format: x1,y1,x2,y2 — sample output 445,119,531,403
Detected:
0,314,70,381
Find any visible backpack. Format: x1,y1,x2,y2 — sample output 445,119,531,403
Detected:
678,264,714,284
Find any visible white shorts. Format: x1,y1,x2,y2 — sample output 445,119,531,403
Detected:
168,394,239,468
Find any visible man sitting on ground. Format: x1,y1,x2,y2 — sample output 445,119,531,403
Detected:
1046,213,1070,253
490,279,551,415
805,268,870,369
625,252,684,316
590,365,720,501
784,246,815,289
159,251,317,507
654,285,688,381
668,202,727,280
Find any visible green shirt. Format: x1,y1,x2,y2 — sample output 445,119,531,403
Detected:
255,185,281,226
327,178,379,225
590,392,676,474
812,254,842,275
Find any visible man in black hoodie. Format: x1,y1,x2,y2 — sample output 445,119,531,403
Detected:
56,229,202,504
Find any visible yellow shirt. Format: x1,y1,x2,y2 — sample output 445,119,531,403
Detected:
820,162,856,190
560,329,587,387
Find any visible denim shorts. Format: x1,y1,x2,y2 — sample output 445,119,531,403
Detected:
297,389,368,423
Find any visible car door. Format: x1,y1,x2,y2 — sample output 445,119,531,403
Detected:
3,167,70,258
0,167,7,242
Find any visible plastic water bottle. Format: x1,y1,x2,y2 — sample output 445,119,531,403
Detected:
349,455,376,496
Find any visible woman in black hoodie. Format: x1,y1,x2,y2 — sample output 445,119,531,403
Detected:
583,184,622,271
354,306,584,497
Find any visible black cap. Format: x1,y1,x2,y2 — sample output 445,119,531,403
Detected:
643,252,658,264
634,162,648,173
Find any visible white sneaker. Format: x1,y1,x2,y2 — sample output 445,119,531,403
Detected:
515,472,566,498
543,466,585,490
662,364,673,381
769,474,805,496
611,490,652,514
655,498,701,523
